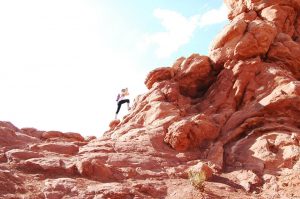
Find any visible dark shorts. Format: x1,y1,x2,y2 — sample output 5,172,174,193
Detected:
116,99,130,114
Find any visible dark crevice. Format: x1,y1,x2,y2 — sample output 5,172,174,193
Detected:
209,174,245,190
236,81,250,110
268,143,278,154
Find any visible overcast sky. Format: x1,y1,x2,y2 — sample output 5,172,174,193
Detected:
0,0,228,137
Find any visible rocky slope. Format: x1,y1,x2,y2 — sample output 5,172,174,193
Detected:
1,0,300,198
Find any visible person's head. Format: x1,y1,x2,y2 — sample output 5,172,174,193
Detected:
121,88,128,92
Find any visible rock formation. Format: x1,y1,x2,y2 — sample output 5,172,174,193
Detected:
1,0,300,198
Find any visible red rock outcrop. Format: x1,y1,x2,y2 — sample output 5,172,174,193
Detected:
1,0,300,198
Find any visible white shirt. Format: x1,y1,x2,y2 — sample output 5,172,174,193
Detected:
117,92,129,102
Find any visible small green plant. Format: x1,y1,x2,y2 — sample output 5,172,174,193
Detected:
188,170,206,190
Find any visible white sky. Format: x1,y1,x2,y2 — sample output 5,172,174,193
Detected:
0,0,147,137
0,1,227,137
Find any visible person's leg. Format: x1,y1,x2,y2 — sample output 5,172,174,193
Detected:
125,99,130,110
116,100,127,113
115,100,130,119
115,101,122,119
116,102,122,114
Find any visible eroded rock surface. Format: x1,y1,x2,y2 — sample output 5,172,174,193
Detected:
1,0,300,198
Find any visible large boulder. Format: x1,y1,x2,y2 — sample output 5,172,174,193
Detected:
0,126,40,147
164,115,220,151
267,33,300,79
210,18,277,66
174,54,213,97
145,67,174,89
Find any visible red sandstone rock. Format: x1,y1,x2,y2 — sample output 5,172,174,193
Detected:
1,1,300,198
295,15,300,39
225,0,300,20
188,162,214,181
0,126,40,147
164,114,220,151
42,131,64,139
0,121,20,132
30,143,79,155
76,158,113,181
261,4,296,36
21,128,43,139
209,18,247,66
21,157,76,175
5,149,44,162
210,18,277,66
171,56,186,71
85,135,97,142
229,170,262,192
109,119,120,130
174,54,213,97
0,169,25,196
42,178,78,199
63,132,85,142
144,67,174,89
235,19,277,58
268,33,300,79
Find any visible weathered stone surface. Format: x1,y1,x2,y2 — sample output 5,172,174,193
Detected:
21,128,43,139
229,170,262,192
0,169,25,196
0,121,20,132
42,131,64,139
261,4,296,36
108,119,120,130
5,149,44,162
174,54,213,97
20,157,76,175
145,54,214,98
210,19,277,66
234,19,277,58
209,18,247,66
226,131,300,172
85,135,97,142
0,126,40,147
225,0,300,20
164,115,220,151
1,1,300,198
63,132,85,142
42,178,78,198
268,33,300,79
188,162,214,182
30,143,79,155
76,158,113,181
295,15,300,39
145,67,174,89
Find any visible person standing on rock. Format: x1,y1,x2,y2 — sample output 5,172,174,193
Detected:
115,88,131,119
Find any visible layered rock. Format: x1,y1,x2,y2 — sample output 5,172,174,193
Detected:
1,0,300,198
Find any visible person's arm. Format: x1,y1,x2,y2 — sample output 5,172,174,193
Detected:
116,94,120,101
